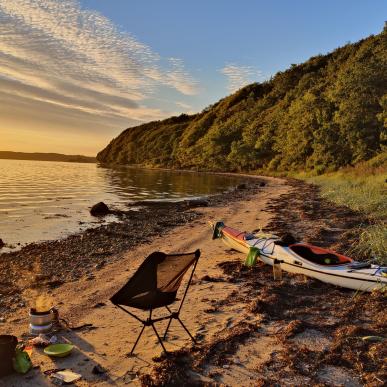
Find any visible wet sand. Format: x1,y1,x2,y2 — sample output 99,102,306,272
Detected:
0,176,385,386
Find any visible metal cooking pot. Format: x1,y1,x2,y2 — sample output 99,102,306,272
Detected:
29,308,53,326
29,323,53,335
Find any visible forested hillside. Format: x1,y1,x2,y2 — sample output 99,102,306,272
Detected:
97,27,387,173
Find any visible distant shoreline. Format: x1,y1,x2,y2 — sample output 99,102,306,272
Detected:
0,151,96,163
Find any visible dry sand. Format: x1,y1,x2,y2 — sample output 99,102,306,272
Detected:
1,176,385,386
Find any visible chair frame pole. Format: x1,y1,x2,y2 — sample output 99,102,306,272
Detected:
151,322,168,354
163,306,174,340
163,257,199,341
127,308,169,355
130,323,146,355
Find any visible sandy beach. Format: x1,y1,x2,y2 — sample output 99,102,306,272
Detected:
0,176,385,386
1,2,385,386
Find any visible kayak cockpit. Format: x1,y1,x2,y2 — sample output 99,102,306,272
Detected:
289,244,353,266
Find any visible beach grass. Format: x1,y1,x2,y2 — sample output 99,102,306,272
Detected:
302,153,387,264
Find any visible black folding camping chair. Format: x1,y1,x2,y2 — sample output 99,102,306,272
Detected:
110,249,200,355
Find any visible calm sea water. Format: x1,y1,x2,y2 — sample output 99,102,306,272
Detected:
0,159,244,250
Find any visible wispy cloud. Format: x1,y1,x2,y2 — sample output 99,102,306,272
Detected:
220,63,263,93
175,101,192,110
0,0,199,153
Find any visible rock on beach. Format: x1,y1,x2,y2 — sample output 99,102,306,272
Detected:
90,202,110,216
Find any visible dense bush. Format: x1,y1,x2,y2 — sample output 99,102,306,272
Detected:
97,27,387,173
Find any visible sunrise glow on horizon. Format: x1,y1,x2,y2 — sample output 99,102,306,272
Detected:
1,0,386,156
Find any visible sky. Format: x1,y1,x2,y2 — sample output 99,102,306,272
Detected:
0,0,386,156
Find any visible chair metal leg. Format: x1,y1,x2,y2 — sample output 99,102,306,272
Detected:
163,306,173,340
177,317,197,343
151,323,168,354
163,317,173,340
163,306,196,344
130,324,146,355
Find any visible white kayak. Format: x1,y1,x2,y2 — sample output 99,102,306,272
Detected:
212,221,387,292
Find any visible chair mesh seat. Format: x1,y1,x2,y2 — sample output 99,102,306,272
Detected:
110,249,200,355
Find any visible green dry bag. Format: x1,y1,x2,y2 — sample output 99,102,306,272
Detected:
245,247,260,267
13,348,32,374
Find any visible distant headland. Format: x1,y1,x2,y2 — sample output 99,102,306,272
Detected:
0,151,96,163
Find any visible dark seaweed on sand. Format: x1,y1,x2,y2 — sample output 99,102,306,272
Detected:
140,180,386,387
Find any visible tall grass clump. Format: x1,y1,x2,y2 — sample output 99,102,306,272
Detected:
308,171,386,219
306,153,387,264
354,224,387,263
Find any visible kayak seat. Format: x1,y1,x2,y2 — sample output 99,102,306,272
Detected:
290,245,342,265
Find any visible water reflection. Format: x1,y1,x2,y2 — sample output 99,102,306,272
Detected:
97,164,243,201
0,160,244,248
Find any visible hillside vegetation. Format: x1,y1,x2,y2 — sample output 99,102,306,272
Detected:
98,27,386,173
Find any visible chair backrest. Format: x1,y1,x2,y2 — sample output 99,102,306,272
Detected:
110,250,200,309
156,251,199,292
